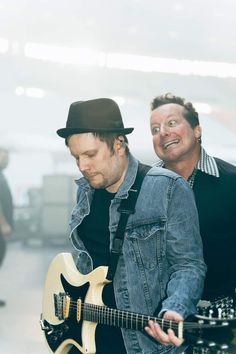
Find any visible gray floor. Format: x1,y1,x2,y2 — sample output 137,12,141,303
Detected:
0,239,70,354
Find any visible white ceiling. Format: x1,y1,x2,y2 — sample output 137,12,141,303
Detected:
1,0,236,132
1,0,236,199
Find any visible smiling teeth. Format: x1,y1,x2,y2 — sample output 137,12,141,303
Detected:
163,140,179,148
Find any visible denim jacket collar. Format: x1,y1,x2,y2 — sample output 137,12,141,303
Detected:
115,153,139,199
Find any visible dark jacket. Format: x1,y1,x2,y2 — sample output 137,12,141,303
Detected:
193,157,236,299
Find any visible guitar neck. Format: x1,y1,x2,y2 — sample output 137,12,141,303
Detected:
80,302,224,334
83,302,158,331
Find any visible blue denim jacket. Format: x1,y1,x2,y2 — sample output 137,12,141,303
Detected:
69,153,206,354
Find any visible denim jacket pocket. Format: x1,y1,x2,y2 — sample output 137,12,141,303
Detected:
126,219,166,270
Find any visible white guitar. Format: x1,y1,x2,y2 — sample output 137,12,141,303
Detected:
40,253,235,354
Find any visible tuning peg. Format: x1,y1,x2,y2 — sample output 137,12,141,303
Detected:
229,308,235,318
218,308,222,319
209,309,214,318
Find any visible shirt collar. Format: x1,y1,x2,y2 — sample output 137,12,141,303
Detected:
154,147,219,178
196,147,219,177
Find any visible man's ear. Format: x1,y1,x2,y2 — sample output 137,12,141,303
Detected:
194,125,202,140
116,136,126,149
118,141,126,149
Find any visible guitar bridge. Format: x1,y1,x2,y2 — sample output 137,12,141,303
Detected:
54,292,71,320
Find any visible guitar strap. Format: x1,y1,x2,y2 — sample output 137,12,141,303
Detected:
106,162,151,281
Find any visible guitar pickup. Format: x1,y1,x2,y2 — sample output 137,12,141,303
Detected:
54,292,71,320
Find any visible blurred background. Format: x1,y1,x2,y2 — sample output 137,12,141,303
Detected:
1,0,236,353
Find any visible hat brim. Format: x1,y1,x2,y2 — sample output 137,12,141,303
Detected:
57,127,134,138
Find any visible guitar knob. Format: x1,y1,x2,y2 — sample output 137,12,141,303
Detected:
220,343,229,353
208,341,216,348
196,339,204,346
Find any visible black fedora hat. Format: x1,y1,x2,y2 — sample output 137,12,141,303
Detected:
57,98,134,138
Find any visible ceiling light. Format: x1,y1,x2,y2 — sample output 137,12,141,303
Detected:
24,42,236,79
25,87,45,98
25,42,99,66
15,86,25,96
107,53,236,78
15,86,45,98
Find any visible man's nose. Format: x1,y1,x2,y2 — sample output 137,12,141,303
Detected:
77,158,89,172
160,124,170,135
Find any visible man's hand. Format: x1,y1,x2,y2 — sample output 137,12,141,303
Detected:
145,310,184,347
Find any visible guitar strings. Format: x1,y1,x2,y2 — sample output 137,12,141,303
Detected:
55,298,230,330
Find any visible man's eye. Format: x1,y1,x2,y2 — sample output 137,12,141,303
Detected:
151,127,160,135
86,153,96,158
169,120,177,127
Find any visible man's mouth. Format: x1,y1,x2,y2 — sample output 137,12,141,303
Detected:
162,139,179,149
84,173,98,179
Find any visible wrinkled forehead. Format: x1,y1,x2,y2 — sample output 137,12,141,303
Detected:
151,103,185,122
152,103,185,115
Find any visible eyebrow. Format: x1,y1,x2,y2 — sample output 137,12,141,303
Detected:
71,149,97,157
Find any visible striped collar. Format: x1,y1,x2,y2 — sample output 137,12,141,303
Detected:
197,147,219,177
154,147,219,178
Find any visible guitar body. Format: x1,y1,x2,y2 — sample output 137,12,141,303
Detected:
41,253,236,354
42,252,110,354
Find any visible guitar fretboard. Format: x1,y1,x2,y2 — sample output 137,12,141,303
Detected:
83,302,156,330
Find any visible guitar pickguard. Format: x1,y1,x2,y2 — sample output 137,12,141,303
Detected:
43,276,89,353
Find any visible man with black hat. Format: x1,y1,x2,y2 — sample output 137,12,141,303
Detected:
56,98,206,354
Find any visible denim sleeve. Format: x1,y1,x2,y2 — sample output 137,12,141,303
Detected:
160,177,207,318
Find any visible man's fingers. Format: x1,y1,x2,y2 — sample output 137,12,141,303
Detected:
145,320,183,347
145,321,169,342
167,328,184,346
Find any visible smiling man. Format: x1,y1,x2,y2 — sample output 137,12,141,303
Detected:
150,95,202,181
150,93,236,351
